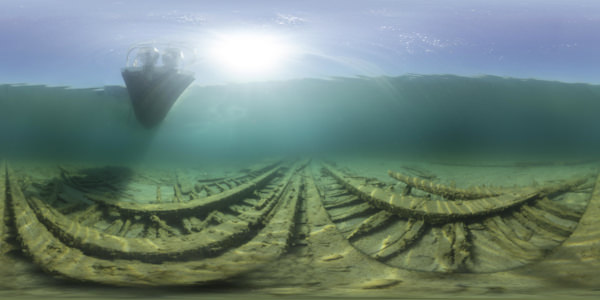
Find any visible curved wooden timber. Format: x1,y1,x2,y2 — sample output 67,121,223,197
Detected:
59,161,280,200
325,164,587,224
388,170,503,199
318,163,591,273
388,169,591,200
518,172,600,282
84,162,283,216
24,164,299,262
7,163,302,286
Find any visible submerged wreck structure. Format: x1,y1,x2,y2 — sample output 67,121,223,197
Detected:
1,159,600,291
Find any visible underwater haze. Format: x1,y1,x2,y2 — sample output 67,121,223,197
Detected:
1,0,600,163
0,0,600,161
2,75,600,164
3,1,600,299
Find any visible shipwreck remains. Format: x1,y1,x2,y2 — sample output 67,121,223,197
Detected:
0,159,599,287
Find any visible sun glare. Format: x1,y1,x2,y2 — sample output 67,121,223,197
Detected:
208,32,293,75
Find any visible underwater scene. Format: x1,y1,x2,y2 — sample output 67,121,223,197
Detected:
2,1,600,299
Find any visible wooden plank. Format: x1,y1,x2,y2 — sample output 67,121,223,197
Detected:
22,161,300,263
7,162,300,286
328,203,373,222
325,164,587,224
86,163,283,216
533,197,582,222
372,218,425,261
346,210,395,240
389,170,501,199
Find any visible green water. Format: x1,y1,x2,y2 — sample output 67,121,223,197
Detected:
2,74,599,164
2,74,600,299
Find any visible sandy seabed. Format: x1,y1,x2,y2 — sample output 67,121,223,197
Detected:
2,154,600,299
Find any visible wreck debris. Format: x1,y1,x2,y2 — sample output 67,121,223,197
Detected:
81,162,282,216
24,165,298,262
0,159,597,286
4,161,304,286
319,163,590,273
327,165,587,223
388,170,502,199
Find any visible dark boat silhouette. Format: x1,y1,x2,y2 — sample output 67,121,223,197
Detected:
121,46,194,128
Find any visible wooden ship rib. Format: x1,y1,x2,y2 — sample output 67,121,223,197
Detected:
3,160,306,285
316,164,591,273
1,159,599,287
